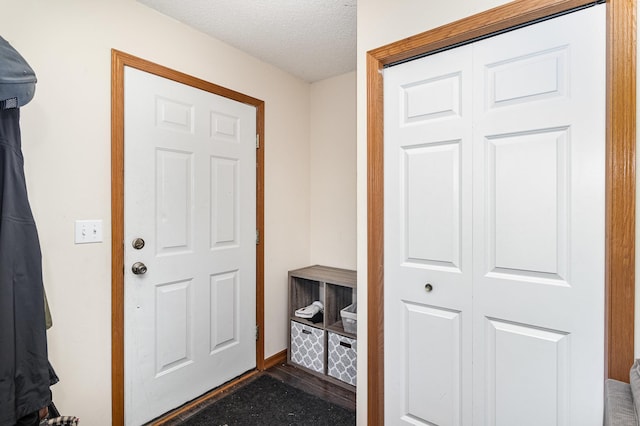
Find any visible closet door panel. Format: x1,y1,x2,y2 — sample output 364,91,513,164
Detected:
472,6,605,425
384,45,474,426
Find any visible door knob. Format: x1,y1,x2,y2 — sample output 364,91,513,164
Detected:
424,283,433,292
132,262,147,275
132,238,145,250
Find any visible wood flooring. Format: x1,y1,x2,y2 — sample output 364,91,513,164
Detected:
265,363,356,411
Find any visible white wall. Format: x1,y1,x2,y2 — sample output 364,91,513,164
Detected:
0,0,312,423
310,72,357,270
356,0,513,423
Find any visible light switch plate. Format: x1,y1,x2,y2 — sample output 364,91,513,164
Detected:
75,220,103,244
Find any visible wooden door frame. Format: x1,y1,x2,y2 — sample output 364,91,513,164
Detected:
110,50,266,425
367,0,636,423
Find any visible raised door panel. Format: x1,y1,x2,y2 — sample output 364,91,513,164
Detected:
399,303,463,425
485,319,569,426
156,149,193,254
404,141,462,270
155,279,193,376
210,157,239,248
485,129,568,282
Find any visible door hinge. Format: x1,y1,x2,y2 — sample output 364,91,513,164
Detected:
256,229,260,245
256,134,260,149
256,325,259,341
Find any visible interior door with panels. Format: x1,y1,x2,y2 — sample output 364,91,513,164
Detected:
384,5,605,425
124,67,257,425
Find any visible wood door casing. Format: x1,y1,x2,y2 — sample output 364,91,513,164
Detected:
367,0,636,424
111,50,266,425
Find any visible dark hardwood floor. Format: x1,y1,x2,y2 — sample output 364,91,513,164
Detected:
151,362,356,425
265,363,356,411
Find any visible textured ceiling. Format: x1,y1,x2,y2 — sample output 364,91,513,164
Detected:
137,0,357,83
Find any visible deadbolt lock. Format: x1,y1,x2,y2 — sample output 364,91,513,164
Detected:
132,238,145,250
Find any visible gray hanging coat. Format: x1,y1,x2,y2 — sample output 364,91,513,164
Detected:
0,107,51,425
0,37,51,425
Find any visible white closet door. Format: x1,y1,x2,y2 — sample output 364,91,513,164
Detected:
383,5,605,425
384,44,474,425
471,6,605,425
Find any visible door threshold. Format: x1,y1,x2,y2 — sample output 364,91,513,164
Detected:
147,369,260,425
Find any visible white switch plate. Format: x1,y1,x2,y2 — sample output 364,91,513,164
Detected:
75,220,103,244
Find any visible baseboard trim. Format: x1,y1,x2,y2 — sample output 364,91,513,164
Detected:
264,349,287,370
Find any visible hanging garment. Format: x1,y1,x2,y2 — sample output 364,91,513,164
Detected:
0,106,51,426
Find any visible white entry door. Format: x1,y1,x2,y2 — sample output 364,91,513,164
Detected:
124,67,257,425
384,5,605,425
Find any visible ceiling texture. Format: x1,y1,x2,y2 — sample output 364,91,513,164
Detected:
138,0,357,83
